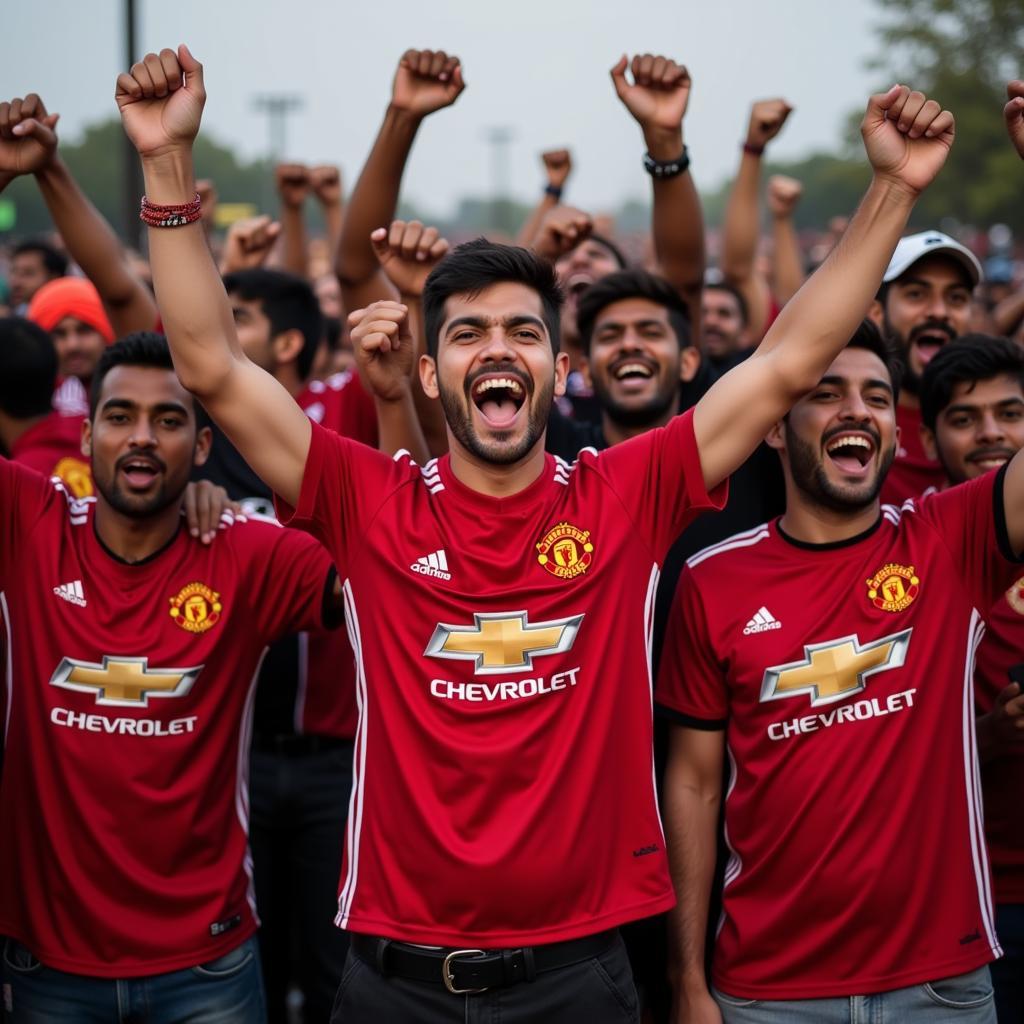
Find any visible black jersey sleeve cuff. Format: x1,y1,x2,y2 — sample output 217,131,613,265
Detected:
321,567,346,630
993,462,1024,563
655,702,727,731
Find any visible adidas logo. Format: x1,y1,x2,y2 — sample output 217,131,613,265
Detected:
411,549,451,581
743,606,781,635
54,580,87,607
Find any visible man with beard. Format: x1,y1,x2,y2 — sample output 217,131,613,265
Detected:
120,44,954,1020
920,337,1024,1022
0,333,344,1021
657,319,1024,1022
870,229,981,504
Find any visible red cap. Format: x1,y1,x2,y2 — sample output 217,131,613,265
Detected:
26,277,115,343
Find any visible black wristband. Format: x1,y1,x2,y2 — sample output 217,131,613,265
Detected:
544,184,563,200
643,146,690,179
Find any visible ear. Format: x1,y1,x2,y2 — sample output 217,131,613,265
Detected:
420,354,439,399
192,425,213,468
764,418,786,452
554,351,570,398
919,422,936,462
867,299,884,328
272,328,305,369
679,347,701,384
80,417,92,458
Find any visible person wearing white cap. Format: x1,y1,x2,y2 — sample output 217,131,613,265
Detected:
870,229,983,504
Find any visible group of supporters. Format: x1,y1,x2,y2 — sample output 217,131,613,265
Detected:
1,40,1024,1024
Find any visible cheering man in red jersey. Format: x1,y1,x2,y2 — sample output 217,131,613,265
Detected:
117,44,953,1022
0,334,343,1023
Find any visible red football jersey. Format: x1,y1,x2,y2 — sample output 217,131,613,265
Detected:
297,370,378,449
880,402,948,505
276,411,726,946
0,459,333,977
657,473,1015,998
10,411,93,497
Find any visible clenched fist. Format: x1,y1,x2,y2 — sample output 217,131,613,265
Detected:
533,205,593,262
1005,80,1024,160
542,149,572,191
391,49,465,119
766,175,803,219
0,93,59,178
348,299,415,401
371,220,450,298
745,99,793,150
611,54,692,138
275,163,311,209
310,164,343,206
219,215,282,274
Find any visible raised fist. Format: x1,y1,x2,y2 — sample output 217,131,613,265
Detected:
348,299,414,401
310,164,342,206
746,99,793,149
116,44,206,157
1005,81,1024,160
371,220,450,298
611,54,691,135
219,215,282,274
542,149,572,190
275,163,311,209
533,205,593,262
0,94,59,177
766,175,803,218
391,49,465,119
860,84,954,195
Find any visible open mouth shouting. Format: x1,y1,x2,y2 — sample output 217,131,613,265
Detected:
116,453,165,491
469,372,528,431
824,431,877,477
909,322,956,367
609,356,657,394
565,273,594,307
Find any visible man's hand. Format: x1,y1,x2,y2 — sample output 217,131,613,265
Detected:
370,220,449,298
745,99,793,150
767,175,803,219
115,44,205,157
310,164,342,206
183,480,240,544
275,163,311,209
1005,80,1024,160
861,85,954,195
349,300,415,402
611,54,692,137
0,94,59,178
532,205,593,261
542,149,572,190
671,988,722,1024
391,49,465,119
220,215,282,273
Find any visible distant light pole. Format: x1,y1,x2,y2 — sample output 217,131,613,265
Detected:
253,94,304,212
485,126,514,234
121,0,143,248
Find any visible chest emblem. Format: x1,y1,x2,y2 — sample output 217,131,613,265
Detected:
50,656,201,706
536,522,594,580
1006,577,1024,616
169,582,223,634
866,563,920,612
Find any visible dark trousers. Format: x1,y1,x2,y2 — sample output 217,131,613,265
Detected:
249,742,353,1024
329,931,639,1023
992,903,1024,1022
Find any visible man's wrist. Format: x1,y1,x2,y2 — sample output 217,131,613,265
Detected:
140,149,198,204
867,172,921,206
384,103,425,133
742,140,765,157
373,380,414,405
32,155,66,187
643,126,684,162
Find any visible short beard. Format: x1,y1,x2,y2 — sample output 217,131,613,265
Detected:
95,475,181,519
592,376,679,428
787,428,895,514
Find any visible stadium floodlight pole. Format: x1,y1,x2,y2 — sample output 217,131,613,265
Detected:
121,0,143,249
484,125,514,235
253,94,304,213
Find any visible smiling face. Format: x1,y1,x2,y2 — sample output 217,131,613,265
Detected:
555,239,623,340
421,281,568,466
770,346,898,514
924,374,1024,484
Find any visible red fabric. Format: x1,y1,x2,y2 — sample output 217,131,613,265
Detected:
0,460,332,976
880,402,948,505
296,370,378,449
26,277,114,343
9,412,92,497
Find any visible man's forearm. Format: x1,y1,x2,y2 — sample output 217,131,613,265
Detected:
278,202,309,278
517,193,558,248
720,152,762,284
770,214,805,307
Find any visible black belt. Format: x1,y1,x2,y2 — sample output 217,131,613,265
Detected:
251,734,352,756
352,930,616,995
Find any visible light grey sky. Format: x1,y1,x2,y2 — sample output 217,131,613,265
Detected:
6,0,883,217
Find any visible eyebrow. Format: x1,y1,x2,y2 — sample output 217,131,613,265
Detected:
444,314,547,335
817,375,894,395
944,397,1024,416
897,275,971,292
101,398,190,416
595,318,667,331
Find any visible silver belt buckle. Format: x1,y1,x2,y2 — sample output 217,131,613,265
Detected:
442,949,488,994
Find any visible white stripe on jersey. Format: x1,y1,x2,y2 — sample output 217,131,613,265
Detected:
293,632,310,734
1,593,12,743
643,564,667,845
687,524,770,569
236,647,268,923
718,745,743,938
961,609,1001,958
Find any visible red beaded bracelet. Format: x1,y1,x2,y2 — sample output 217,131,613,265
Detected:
139,193,202,228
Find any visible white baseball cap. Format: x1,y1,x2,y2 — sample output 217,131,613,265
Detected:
883,230,983,286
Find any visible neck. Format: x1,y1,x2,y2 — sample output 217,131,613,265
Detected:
94,496,182,563
447,435,547,498
601,396,679,447
0,410,48,453
777,487,880,546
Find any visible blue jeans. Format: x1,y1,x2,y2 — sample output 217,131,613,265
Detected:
991,904,1024,1022
1,935,266,1024
713,966,995,1022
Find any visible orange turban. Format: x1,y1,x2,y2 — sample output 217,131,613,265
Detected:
26,277,115,343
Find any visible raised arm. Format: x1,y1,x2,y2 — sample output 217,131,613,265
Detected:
766,174,806,306
694,85,955,491
275,162,312,278
0,93,158,336
310,164,344,254
611,53,704,331
516,149,572,247
335,49,464,313
117,46,310,506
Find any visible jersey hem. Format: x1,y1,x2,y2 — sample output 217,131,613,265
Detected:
0,920,258,979
711,947,997,1000
340,890,676,948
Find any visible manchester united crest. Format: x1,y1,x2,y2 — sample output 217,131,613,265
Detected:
169,582,223,634
536,522,594,580
1006,576,1024,616
866,563,920,613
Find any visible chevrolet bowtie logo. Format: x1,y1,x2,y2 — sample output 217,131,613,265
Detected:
49,656,202,707
424,611,584,675
761,629,912,707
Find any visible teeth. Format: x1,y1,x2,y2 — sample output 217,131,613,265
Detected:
826,436,871,454
615,363,653,379
474,377,523,397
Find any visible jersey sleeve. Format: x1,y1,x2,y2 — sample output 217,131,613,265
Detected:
274,420,415,567
655,565,729,728
915,465,1022,612
0,457,59,588
588,409,728,559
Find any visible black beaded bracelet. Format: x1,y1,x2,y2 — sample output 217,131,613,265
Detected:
642,146,690,180
544,184,563,200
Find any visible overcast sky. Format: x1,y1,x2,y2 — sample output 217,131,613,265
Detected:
6,0,883,217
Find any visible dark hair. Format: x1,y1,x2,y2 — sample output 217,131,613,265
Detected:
222,268,324,382
575,269,691,352
422,239,564,359
12,239,68,278
703,281,749,327
89,332,183,418
323,315,342,353
0,317,58,418
919,335,1024,431
587,232,628,270
845,318,903,402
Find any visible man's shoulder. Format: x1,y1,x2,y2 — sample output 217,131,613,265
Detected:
684,521,775,575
